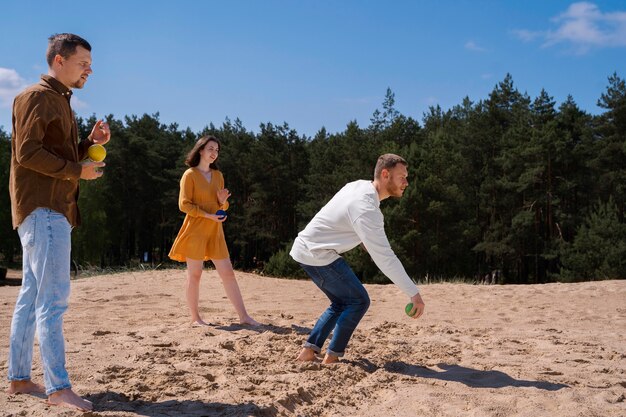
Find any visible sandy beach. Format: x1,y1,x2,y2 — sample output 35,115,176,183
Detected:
0,269,624,416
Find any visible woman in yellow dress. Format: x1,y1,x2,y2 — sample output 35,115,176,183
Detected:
169,136,259,326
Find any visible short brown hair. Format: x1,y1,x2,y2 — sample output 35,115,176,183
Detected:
374,154,407,179
185,136,220,169
46,34,91,67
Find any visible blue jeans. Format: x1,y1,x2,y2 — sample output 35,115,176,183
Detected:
8,208,72,395
300,258,370,357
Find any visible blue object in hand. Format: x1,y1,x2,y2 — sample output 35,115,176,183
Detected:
216,209,228,219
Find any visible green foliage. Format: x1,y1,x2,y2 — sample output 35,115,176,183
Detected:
0,127,20,265
263,244,306,279
1,77,625,284
558,198,626,281
71,114,192,266
370,87,400,131
592,73,626,221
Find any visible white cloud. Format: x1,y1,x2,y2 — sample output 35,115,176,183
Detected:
511,29,544,42
71,95,89,109
514,2,626,53
481,73,493,80
546,2,626,51
465,41,487,52
0,68,28,108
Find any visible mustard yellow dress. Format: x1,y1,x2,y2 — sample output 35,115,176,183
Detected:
168,168,230,262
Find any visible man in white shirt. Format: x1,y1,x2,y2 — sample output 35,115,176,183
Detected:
290,154,425,364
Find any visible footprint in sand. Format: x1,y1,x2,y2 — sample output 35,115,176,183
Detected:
93,330,116,336
220,341,236,351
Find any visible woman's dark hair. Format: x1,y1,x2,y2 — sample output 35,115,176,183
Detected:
185,135,220,169
46,33,92,66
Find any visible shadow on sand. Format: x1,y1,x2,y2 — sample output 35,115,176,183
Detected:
88,391,266,416
385,362,568,391
214,323,311,336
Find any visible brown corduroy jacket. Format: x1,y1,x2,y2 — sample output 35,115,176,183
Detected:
9,74,93,229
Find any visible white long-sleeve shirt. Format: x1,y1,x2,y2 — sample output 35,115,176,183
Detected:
290,180,419,297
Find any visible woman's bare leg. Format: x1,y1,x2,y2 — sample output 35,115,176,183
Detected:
186,258,210,325
212,258,260,325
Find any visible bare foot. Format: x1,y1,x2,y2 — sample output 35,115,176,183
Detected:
296,347,318,362
47,388,93,411
7,380,45,395
239,316,261,326
191,319,212,327
322,354,340,365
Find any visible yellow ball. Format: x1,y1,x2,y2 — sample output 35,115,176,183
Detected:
88,144,106,162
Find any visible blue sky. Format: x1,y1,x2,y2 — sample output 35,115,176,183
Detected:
1,1,625,137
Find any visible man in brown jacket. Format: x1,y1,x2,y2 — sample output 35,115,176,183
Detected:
7,33,110,411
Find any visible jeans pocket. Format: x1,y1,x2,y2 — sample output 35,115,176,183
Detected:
18,212,37,249
49,211,70,231
329,258,348,275
322,259,348,286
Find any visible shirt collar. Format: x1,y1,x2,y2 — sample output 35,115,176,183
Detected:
40,74,73,99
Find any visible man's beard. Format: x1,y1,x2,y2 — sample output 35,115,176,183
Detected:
71,77,86,89
386,183,404,197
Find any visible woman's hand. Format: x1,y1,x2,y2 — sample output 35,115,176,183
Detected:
206,213,227,223
217,188,231,205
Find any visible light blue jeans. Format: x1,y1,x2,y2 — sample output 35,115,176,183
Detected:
8,208,72,395
300,258,370,357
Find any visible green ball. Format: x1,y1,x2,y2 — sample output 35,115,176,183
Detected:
405,302,416,317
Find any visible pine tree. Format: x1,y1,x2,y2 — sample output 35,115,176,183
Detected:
592,73,626,220
559,198,626,281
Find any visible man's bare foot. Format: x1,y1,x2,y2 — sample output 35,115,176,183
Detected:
7,380,45,395
322,354,340,365
296,347,318,362
240,316,261,326
47,388,93,411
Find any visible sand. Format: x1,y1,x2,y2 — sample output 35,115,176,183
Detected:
0,269,624,416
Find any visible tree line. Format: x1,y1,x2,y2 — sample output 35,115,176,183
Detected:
1,73,624,284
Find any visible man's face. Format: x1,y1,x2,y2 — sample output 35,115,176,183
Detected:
57,46,92,89
384,164,409,198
